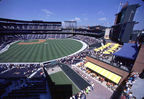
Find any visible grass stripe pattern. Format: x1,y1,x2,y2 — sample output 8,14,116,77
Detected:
0,39,82,63
49,71,80,95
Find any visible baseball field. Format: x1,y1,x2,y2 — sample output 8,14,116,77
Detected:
0,39,83,63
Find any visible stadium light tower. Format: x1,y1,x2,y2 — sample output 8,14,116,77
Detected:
117,2,123,13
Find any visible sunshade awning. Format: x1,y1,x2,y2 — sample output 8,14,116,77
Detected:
113,43,138,60
84,62,121,84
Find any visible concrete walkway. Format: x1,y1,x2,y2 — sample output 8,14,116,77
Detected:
46,66,62,75
131,77,144,99
72,66,113,99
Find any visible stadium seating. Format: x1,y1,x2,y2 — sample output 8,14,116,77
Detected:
3,78,47,99
94,43,112,52
0,64,42,78
0,34,73,50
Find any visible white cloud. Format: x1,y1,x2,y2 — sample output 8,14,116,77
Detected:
97,10,104,15
41,9,53,17
74,17,81,21
84,18,88,21
98,17,107,21
71,17,81,22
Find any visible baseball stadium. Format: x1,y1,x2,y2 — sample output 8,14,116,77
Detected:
0,1,144,99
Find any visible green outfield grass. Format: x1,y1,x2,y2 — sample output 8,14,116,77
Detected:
0,39,82,63
49,71,80,94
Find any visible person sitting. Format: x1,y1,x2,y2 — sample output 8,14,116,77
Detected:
128,76,134,82
101,77,105,83
96,76,100,80
106,82,111,88
111,84,117,91
123,88,129,95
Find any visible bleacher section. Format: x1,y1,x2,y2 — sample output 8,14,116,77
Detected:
0,34,72,51
0,80,11,97
72,35,99,46
94,43,112,52
3,78,47,99
90,43,134,72
0,18,62,31
0,65,51,99
0,64,42,79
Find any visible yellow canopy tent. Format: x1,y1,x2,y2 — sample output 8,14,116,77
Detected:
84,62,121,84
107,50,114,53
103,51,111,55
94,43,112,52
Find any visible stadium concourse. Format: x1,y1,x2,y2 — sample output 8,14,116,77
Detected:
0,33,142,99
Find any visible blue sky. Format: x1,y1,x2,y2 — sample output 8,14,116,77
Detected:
0,0,143,30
